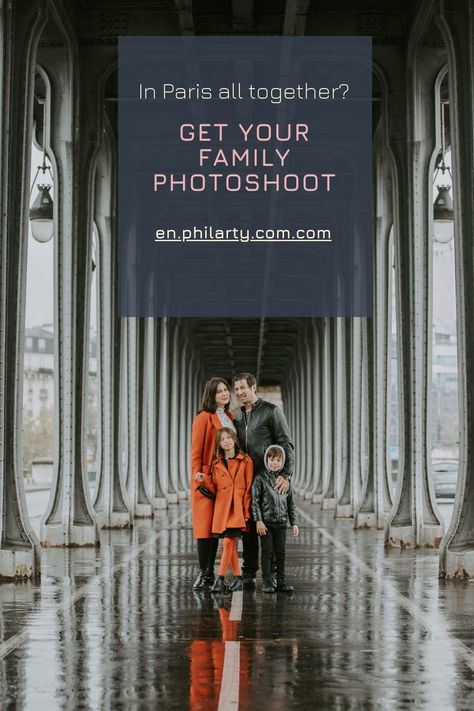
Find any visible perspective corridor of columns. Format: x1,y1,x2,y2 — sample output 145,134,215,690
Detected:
1,0,474,582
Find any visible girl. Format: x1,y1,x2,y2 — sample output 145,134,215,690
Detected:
195,428,253,593
191,378,235,590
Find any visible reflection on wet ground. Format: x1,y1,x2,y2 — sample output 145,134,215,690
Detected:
1,501,474,709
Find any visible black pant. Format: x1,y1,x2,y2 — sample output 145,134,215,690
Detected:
197,538,219,573
242,520,259,578
260,524,287,581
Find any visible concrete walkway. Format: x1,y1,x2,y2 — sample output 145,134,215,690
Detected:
1,501,473,709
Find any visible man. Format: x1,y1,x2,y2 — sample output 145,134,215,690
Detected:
232,372,295,589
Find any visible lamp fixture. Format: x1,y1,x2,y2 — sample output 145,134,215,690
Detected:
433,99,453,244
29,156,54,243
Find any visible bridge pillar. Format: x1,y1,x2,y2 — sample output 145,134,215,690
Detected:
305,321,322,500
92,130,131,529
300,326,315,496
40,34,114,546
336,319,355,518
321,319,338,509
438,0,474,577
314,319,330,504
355,317,390,529
296,341,308,496
0,0,45,576
169,320,186,500
127,319,153,517
385,26,445,547
177,336,191,498
145,318,166,510
158,318,178,504
369,131,396,528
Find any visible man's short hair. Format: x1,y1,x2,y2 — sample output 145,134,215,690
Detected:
232,372,256,388
267,447,283,460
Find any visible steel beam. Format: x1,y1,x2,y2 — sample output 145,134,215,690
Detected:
92,131,131,529
336,319,353,518
313,319,330,504
438,0,474,577
146,318,166,510
0,0,45,574
127,319,153,517
321,319,337,509
40,30,106,546
384,23,445,546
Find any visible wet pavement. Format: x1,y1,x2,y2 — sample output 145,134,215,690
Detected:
2,500,474,709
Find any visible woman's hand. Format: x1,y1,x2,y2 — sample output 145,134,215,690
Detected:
194,472,205,482
256,521,267,536
292,525,299,537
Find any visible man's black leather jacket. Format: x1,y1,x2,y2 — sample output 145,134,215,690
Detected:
251,470,298,525
234,399,295,478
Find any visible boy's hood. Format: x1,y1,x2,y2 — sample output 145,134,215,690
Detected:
264,444,286,472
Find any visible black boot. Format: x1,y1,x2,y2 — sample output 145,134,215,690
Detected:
276,578,294,593
193,571,207,590
262,579,276,594
211,576,226,594
204,570,215,587
241,576,256,590
227,576,243,592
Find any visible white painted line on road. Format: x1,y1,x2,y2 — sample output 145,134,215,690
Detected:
0,509,191,660
229,591,243,621
297,506,474,674
218,641,240,710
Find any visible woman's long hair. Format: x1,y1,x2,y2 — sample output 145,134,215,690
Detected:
213,427,242,462
200,377,231,413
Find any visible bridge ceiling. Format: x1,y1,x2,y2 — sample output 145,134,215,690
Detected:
186,317,311,386
67,1,438,47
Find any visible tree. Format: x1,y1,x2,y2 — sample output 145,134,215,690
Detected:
22,406,54,470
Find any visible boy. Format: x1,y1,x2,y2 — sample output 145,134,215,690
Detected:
251,445,299,593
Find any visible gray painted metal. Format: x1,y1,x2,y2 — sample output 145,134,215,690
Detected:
321,320,337,508
92,133,131,529
40,33,99,547
0,1,44,577
385,10,445,546
336,319,353,518
314,319,330,503
438,1,474,578
1,0,473,580
145,318,165,508
127,319,153,517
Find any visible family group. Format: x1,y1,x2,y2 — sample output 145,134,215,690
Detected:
190,373,299,594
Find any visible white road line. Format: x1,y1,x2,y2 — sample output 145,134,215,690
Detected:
297,506,474,674
0,509,191,660
218,641,240,711
229,591,243,621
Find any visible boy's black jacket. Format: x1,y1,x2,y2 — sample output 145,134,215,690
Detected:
251,471,298,525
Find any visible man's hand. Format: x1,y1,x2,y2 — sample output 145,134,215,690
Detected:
274,475,290,494
194,472,205,482
292,525,299,537
256,521,267,536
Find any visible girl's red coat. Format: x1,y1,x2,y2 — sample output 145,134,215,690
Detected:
207,453,253,534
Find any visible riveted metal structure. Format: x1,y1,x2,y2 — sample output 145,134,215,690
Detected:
0,0,473,584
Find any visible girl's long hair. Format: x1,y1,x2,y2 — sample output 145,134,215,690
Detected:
200,377,231,413
213,427,242,462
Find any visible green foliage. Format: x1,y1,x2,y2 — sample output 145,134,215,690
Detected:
22,406,54,469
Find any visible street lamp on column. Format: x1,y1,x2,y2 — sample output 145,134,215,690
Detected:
29,156,54,243
433,99,454,244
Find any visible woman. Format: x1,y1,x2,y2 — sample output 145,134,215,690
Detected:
190,377,235,590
